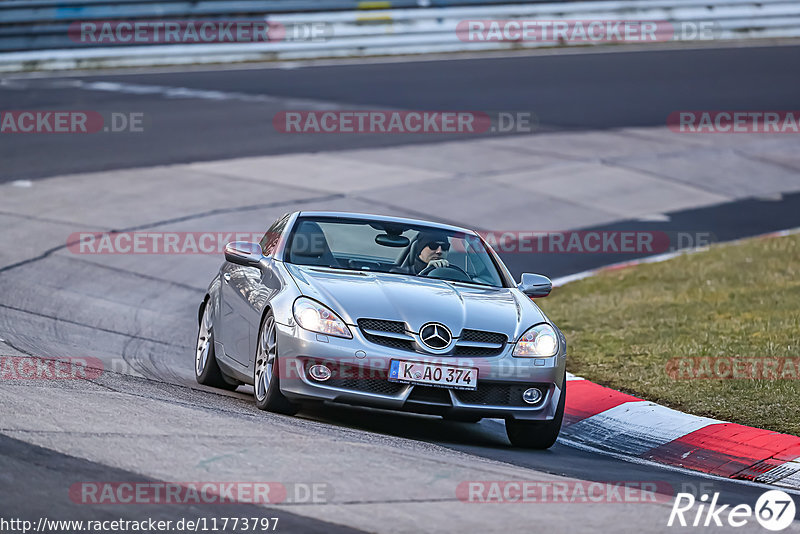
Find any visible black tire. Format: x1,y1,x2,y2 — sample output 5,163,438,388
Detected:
253,310,299,415
505,378,566,449
195,301,239,391
443,413,483,423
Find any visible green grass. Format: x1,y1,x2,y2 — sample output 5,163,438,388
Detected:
538,233,800,436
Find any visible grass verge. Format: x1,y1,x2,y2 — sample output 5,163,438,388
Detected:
538,232,800,436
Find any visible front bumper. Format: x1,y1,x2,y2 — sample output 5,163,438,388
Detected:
275,321,566,421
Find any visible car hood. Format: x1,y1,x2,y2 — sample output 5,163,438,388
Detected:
285,264,547,339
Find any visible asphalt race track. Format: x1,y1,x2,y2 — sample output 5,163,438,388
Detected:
2,44,800,181
1,43,800,532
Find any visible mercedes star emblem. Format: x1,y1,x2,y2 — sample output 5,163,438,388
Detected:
419,323,452,350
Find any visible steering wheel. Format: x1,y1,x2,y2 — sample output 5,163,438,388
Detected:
418,263,471,280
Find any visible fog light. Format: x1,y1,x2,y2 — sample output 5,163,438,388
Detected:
309,364,332,382
522,387,543,405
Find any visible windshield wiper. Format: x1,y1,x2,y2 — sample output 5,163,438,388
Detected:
415,274,496,288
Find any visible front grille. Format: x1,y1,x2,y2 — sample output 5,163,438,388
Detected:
357,321,507,356
358,318,406,333
460,329,507,345
406,386,452,405
358,318,415,351
455,329,507,356
454,383,547,407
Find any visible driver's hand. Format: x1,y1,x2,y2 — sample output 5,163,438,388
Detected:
428,259,450,269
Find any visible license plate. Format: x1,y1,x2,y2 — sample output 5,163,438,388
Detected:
388,360,478,390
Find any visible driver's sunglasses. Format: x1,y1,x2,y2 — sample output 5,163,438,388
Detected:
425,241,450,251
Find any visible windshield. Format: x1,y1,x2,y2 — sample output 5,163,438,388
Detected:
285,217,505,287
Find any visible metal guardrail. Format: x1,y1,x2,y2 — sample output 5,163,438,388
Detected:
0,0,585,26
0,0,546,51
1,0,799,71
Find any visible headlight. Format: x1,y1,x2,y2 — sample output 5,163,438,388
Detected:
513,323,558,357
292,298,352,338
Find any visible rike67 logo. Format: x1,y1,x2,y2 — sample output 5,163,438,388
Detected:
668,490,796,530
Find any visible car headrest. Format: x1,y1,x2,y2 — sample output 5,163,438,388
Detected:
291,221,331,258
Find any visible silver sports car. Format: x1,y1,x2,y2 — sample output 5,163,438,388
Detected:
195,211,567,448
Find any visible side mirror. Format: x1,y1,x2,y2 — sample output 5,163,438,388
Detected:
224,241,264,267
518,273,552,298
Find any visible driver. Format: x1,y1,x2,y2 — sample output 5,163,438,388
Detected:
412,231,451,274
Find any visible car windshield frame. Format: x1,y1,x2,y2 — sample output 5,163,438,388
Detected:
283,216,511,288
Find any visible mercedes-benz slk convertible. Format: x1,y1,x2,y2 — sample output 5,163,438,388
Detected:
195,211,567,448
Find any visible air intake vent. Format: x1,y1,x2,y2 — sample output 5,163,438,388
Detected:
406,386,452,405
358,318,415,351
358,318,406,334
455,383,548,407
460,329,507,345
455,329,507,356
